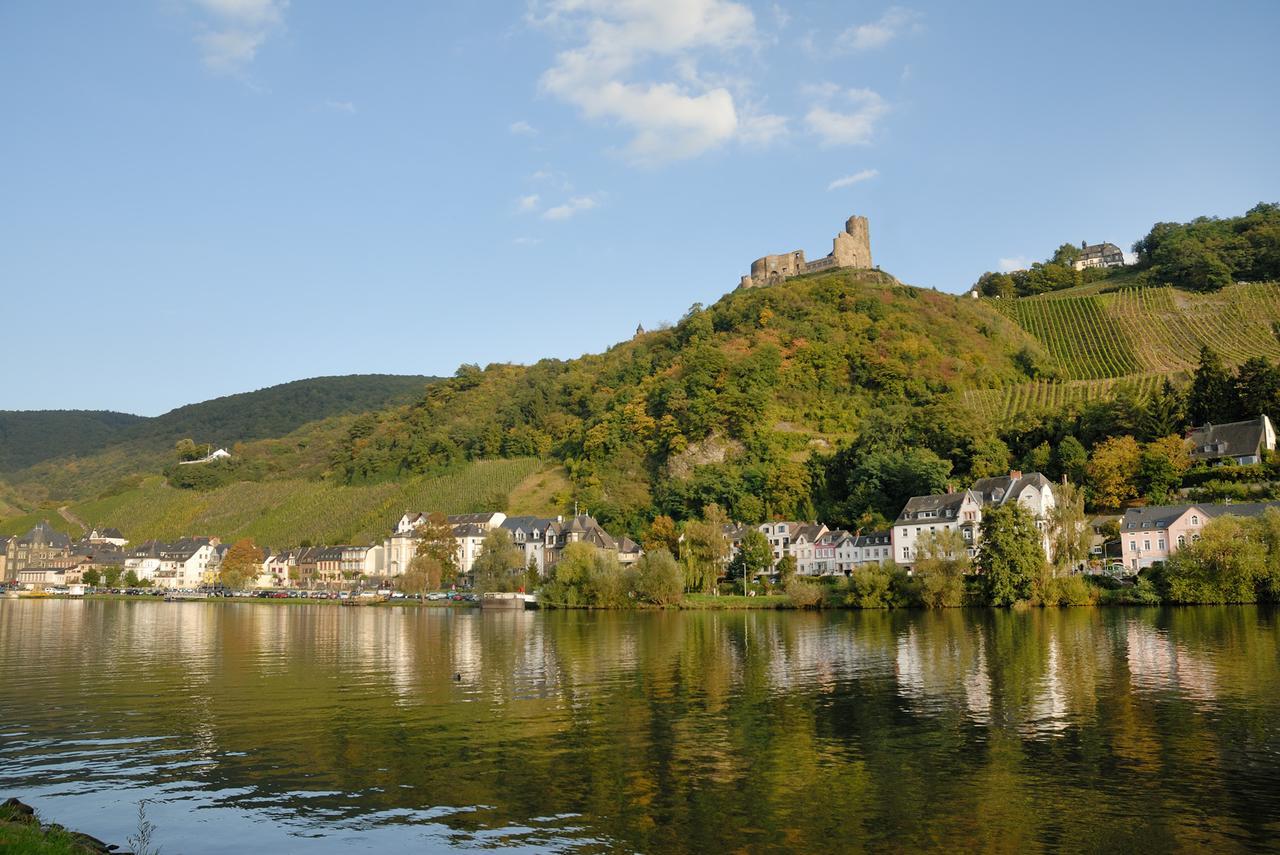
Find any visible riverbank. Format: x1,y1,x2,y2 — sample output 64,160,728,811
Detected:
0,798,116,854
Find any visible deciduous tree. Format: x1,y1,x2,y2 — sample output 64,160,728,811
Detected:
219,538,262,589
977,502,1044,606
1086,435,1142,508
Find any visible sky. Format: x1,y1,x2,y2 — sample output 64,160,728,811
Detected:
2,0,1278,416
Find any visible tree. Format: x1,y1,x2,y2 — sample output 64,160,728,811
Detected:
1188,346,1236,425
1140,379,1187,440
471,528,523,593
174,438,207,461
524,555,541,593
219,538,262,589
123,569,140,588
104,567,122,587
82,568,101,588
775,554,797,589
414,512,459,587
1137,435,1191,504
1053,435,1088,484
636,549,683,605
642,515,680,557
405,552,444,594
1153,236,1232,291
1235,356,1280,423
727,529,772,594
913,530,969,608
681,504,731,593
400,559,435,599
1086,435,1142,508
977,502,1044,606
1165,515,1267,603
1049,242,1083,268
1048,482,1090,572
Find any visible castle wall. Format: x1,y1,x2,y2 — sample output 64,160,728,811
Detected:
740,215,872,288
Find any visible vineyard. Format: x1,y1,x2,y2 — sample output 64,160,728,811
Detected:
988,282,1280,381
962,375,1166,422
59,458,545,547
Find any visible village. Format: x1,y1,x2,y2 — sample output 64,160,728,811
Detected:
4,414,1276,597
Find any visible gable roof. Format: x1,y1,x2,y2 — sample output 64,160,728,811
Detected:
1122,501,1280,531
895,490,980,524
1188,417,1269,460
970,471,1053,506
18,521,71,549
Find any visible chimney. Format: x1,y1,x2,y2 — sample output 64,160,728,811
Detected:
1009,470,1022,480
1081,240,1087,250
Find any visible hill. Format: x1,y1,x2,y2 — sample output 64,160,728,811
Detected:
4,265,1280,544
0,375,438,504
0,410,143,471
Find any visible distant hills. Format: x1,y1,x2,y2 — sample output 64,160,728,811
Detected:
0,375,437,504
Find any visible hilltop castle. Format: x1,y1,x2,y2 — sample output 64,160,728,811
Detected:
739,215,873,289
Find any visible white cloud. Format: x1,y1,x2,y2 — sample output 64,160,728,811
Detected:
325,100,356,113
998,256,1030,272
738,110,788,146
191,0,287,74
805,88,888,146
542,195,599,221
514,236,543,246
827,168,878,190
531,0,764,164
517,194,541,213
509,120,538,135
840,6,922,51
772,4,791,29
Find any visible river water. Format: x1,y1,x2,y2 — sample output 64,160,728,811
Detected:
0,600,1277,853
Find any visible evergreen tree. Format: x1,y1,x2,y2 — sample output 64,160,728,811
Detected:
1234,356,1280,422
977,502,1044,606
1140,379,1187,440
1188,346,1236,425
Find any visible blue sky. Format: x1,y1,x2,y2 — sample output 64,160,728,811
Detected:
3,1,1278,416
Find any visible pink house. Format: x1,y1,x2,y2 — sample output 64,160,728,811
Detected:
1120,502,1280,572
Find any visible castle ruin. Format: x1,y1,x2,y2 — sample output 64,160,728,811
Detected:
739,215,872,289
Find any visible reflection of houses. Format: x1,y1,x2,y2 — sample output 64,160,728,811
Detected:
1121,501,1280,571
1126,622,1218,703
1188,416,1275,466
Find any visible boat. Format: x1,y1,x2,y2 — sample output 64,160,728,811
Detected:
164,591,209,602
479,592,536,610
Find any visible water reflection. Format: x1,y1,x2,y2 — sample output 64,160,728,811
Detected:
1,601,1278,852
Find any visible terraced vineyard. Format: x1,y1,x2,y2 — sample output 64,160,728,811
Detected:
974,281,1280,419
962,375,1166,422
62,458,545,547
991,295,1143,380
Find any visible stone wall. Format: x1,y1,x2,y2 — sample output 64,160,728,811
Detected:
740,215,872,288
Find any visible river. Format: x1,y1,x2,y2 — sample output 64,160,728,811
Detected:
1,600,1277,852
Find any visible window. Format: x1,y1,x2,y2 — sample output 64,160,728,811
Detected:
1129,540,1137,552
1143,540,1150,551
1177,535,1185,548
1191,515,1199,525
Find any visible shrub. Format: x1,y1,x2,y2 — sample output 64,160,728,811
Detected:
1032,571,1098,606
785,577,824,608
635,549,683,606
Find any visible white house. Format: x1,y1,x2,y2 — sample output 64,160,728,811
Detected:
893,490,984,569
969,470,1058,558
177,448,232,466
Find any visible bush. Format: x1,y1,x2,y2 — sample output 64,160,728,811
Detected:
1032,571,1098,606
635,549,683,606
785,578,824,608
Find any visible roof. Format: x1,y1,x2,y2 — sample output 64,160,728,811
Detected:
1079,242,1123,259
793,523,828,543
451,523,488,538
1188,417,1269,460
447,512,502,525
18,521,71,549
501,515,554,535
970,472,1053,506
895,491,979,524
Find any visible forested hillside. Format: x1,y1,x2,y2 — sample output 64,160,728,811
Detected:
0,375,437,503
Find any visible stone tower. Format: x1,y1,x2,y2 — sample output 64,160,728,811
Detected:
831,215,872,269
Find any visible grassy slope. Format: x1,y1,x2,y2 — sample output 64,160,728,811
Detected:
63,458,543,547
976,280,1280,418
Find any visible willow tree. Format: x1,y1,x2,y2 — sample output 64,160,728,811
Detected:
680,504,730,593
